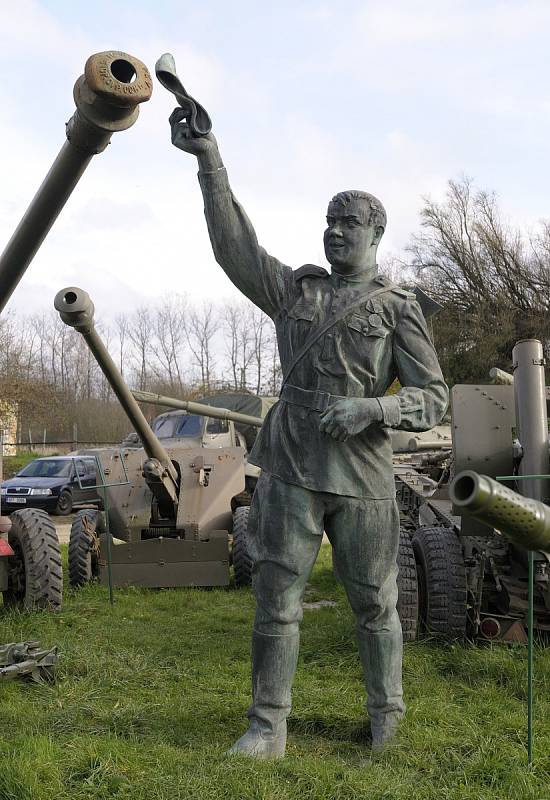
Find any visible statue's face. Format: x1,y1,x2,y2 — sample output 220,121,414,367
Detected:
323,198,381,272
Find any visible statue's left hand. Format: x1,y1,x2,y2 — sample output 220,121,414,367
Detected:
169,108,218,156
319,398,383,442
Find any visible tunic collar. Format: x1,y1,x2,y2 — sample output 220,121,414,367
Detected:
330,269,387,290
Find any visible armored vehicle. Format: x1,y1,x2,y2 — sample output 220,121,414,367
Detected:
0,51,152,611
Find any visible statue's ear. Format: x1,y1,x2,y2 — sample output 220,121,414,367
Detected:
372,225,385,246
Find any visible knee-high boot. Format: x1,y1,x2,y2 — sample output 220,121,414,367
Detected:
228,629,299,759
357,628,405,749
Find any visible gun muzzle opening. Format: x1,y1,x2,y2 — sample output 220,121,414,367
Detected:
54,286,95,331
450,470,492,513
68,51,153,149
110,59,137,84
451,472,477,504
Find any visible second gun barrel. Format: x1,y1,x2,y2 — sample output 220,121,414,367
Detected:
450,470,550,551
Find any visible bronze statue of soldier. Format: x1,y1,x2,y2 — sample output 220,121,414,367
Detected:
164,63,449,757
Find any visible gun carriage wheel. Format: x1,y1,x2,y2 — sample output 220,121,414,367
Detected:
412,526,467,639
68,509,104,587
2,509,62,610
396,529,419,643
232,506,253,587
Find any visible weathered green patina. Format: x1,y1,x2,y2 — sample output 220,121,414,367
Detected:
163,53,448,758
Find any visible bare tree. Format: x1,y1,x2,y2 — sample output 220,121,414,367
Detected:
223,301,255,390
409,176,550,383
185,303,218,391
151,294,188,392
127,307,153,391
114,312,129,380
250,306,272,394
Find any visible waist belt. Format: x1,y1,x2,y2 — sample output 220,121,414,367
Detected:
280,385,346,413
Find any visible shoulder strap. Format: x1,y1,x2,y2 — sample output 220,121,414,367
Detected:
282,283,399,388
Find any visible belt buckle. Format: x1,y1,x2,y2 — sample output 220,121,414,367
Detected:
314,390,331,413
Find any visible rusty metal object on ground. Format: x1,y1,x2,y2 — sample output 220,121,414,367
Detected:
0,50,152,314
0,641,59,683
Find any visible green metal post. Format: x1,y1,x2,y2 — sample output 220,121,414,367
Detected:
528,550,534,766
96,458,114,606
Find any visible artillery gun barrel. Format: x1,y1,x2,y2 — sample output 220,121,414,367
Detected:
54,288,178,495
406,438,452,452
132,390,264,428
0,52,152,313
450,470,550,551
489,367,514,385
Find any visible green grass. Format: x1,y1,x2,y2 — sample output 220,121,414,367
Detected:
1,546,550,799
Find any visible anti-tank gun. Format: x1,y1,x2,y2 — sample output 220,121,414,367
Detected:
0,51,152,611
55,287,258,590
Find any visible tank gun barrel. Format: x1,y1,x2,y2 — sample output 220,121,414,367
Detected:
0,51,152,313
54,287,178,514
132,390,264,428
450,470,550,551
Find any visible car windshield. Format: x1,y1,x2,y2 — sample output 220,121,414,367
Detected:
152,413,203,439
17,459,73,478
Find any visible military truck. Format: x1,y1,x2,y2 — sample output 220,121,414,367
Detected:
0,51,152,610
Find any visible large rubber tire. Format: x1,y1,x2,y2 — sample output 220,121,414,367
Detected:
68,509,102,587
2,508,63,610
412,526,467,639
232,506,253,587
396,529,419,643
54,489,73,516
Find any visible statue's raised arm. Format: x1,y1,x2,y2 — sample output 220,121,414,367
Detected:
157,53,294,319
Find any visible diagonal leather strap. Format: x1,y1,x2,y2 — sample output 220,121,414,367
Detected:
281,283,398,388
155,53,212,137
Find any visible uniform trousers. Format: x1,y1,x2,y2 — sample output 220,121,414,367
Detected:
245,472,405,735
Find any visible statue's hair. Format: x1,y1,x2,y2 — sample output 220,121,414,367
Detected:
328,190,387,231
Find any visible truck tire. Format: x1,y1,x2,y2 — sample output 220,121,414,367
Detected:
397,529,419,643
2,509,62,610
68,509,102,587
412,525,467,639
233,506,253,587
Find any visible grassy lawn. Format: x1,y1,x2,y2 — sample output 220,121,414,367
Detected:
1,545,550,800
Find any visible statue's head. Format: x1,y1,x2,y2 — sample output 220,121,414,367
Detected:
324,190,386,273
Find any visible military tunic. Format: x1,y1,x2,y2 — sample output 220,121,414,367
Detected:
198,167,449,499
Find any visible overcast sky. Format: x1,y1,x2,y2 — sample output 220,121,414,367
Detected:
0,0,549,320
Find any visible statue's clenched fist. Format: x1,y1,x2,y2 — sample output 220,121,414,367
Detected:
169,108,219,157
319,398,383,442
